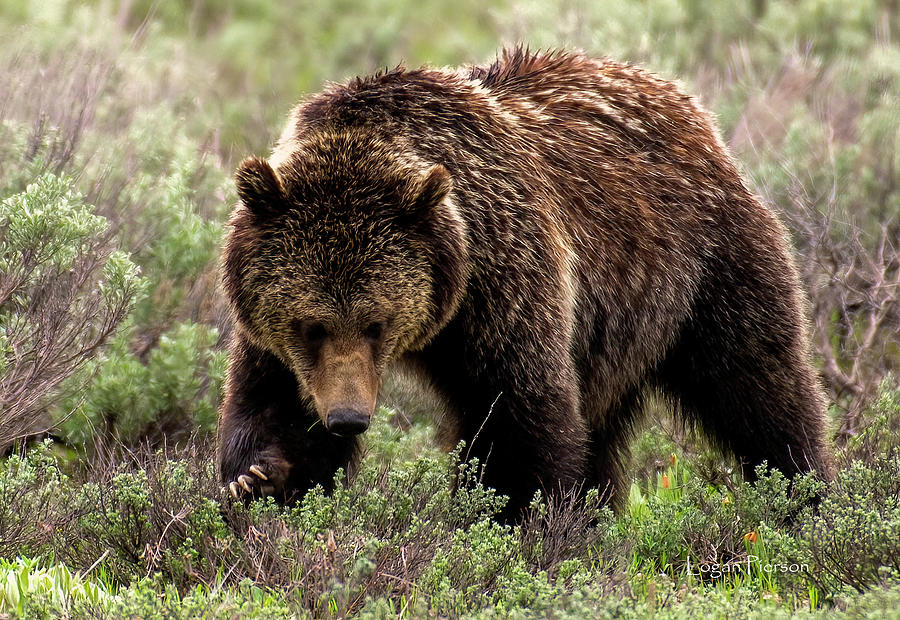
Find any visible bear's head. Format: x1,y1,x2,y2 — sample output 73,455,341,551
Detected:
223,128,468,436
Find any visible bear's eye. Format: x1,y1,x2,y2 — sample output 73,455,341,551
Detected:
294,320,327,345
363,321,384,342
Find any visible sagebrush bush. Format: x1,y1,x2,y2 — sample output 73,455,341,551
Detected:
2,20,231,455
0,438,608,617
56,321,225,451
0,174,141,450
3,398,900,617
797,453,900,594
841,380,900,466
0,441,78,559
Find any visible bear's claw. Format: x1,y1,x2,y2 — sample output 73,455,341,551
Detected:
227,462,279,500
238,475,254,493
249,464,268,480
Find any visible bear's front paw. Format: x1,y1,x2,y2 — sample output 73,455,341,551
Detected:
226,453,292,501
228,464,274,499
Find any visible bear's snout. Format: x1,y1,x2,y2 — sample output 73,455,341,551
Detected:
326,408,370,436
303,336,380,435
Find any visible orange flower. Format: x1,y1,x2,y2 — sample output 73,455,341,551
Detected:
744,531,758,543
662,473,670,489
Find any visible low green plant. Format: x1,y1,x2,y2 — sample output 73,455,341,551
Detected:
0,557,114,617
56,321,225,451
795,453,900,594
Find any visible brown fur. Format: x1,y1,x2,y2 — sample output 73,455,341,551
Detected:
218,47,834,516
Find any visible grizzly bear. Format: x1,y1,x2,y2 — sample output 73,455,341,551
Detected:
218,47,833,517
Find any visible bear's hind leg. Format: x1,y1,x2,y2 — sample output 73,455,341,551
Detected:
658,308,833,482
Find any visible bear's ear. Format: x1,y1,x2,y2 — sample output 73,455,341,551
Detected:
406,165,453,216
235,156,285,217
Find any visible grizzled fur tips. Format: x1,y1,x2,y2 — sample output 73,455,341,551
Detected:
218,46,834,518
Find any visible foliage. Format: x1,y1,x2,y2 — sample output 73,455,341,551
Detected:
0,383,894,616
795,453,900,594
55,321,225,451
0,557,114,617
0,174,141,450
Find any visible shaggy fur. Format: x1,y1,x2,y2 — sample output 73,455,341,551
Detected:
218,47,834,517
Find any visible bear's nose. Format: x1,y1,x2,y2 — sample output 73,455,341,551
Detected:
326,408,370,436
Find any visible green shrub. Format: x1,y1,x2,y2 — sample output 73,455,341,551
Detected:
0,441,78,559
842,380,900,466
0,174,141,450
796,454,900,594
56,321,225,450
80,576,294,619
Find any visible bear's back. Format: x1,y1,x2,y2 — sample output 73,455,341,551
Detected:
288,48,741,209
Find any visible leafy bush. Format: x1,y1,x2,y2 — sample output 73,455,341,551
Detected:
841,379,900,466
0,437,604,617
1,392,900,617
796,453,900,594
1,17,231,455
0,440,78,559
56,321,225,451
0,174,141,450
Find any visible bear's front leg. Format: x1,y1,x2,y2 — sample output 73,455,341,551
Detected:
218,409,294,501
217,333,360,502
429,347,589,519
468,385,588,519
